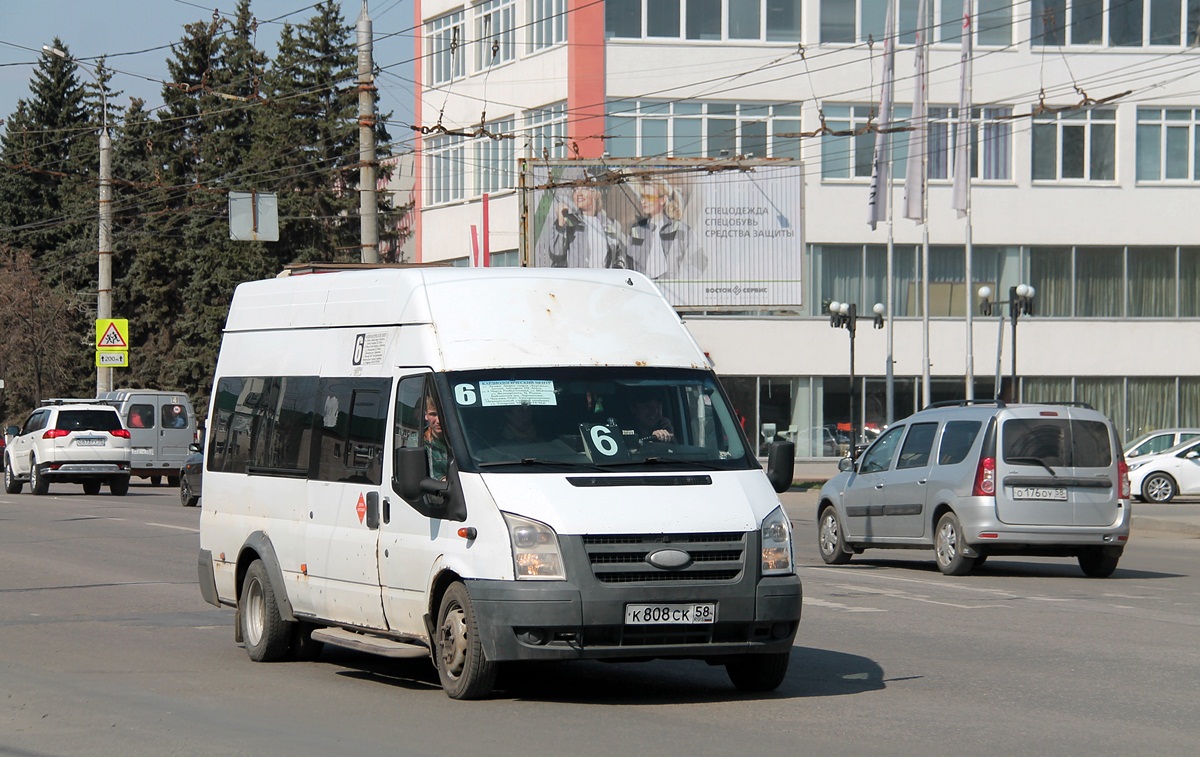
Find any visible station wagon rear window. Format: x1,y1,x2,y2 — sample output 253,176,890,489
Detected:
1002,418,1112,468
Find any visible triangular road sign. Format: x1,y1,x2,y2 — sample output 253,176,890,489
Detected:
98,321,127,348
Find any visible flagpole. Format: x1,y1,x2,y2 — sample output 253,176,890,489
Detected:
958,0,975,401
867,0,898,424
905,0,931,408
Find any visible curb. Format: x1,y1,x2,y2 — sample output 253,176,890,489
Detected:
1132,515,1200,538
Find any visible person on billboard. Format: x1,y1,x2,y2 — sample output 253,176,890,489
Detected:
627,177,704,280
541,182,629,269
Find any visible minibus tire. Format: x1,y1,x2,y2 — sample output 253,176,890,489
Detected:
241,560,290,662
434,582,496,699
726,651,790,692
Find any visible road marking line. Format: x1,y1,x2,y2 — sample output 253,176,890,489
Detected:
144,522,199,532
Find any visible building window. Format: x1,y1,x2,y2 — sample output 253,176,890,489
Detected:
1136,107,1200,182
476,118,516,195
526,102,568,159
426,134,466,205
427,11,465,86
490,250,520,266
822,104,877,179
528,0,566,51
1030,245,1200,318
940,0,1013,45
1031,108,1116,182
606,100,802,159
928,106,1013,181
605,1,801,41
474,0,515,70
1032,0,1199,46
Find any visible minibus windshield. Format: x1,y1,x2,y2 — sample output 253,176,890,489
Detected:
443,367,754,473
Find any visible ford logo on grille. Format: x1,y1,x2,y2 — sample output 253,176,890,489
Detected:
646,548,692,569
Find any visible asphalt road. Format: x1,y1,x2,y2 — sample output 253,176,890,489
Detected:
1,484,1197,756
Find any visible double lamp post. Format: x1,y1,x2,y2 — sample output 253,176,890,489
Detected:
978,284,1035,402
828,300,885,459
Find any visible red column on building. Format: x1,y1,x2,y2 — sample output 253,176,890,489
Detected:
568,0,607,158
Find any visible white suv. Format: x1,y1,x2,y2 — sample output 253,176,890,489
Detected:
4,402,133,496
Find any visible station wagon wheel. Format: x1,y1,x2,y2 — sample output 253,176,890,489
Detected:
1142,473,1177,504
4,459,22,494
240,559,291,662
818,507,852,565
1078,548,1120,578
109,476,129,496
934,512,977,576
82,481,102,496
434,582,496,700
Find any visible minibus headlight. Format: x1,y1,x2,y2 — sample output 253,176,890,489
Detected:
761,506,794,576
502,512,565,580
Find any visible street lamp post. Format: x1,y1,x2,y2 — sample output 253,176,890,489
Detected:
828,300,885,459
43,45,112,395
978,284,1035,401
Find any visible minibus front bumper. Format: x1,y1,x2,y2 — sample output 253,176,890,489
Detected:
467,573,802,662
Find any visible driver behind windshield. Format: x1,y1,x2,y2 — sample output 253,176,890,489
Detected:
626,391,675,444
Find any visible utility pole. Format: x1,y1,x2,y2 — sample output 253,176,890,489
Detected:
357,1,380,264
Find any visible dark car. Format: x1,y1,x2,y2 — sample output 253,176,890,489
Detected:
180,442,202,507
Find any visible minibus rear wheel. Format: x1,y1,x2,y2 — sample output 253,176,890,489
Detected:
241,560,290,662
434,582,497,699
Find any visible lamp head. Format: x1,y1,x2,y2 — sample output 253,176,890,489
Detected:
977,285,992,300
1015,283,1031,298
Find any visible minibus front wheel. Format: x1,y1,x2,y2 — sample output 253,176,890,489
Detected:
434,582,497,700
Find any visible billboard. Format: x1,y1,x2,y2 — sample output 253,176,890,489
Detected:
522,159,804,309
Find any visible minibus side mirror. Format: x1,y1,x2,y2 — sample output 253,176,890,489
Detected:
393,447,467,521
765,440,795,494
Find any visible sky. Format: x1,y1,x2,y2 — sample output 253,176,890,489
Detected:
0,0,417,143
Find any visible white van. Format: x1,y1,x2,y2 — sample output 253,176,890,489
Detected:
97,389,196,486
197,267,799,699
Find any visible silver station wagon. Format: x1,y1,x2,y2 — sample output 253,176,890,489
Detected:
817,401,1130,577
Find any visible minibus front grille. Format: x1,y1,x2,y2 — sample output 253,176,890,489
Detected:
581,532,747,583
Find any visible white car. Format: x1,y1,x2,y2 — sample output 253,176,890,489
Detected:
1128,437,1200,503
1123,428,1200,459
4,402,133,496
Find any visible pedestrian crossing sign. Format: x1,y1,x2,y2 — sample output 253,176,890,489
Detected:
96,319,129,349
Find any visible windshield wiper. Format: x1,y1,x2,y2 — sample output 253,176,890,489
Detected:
1007,456,1057,476
476,458,620,472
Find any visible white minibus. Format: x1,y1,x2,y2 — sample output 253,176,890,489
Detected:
197,267,799,699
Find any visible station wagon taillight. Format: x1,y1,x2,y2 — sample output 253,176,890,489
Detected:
1118,458,1130,499
109,429,131,439
42,429,70,439
973,456,996,497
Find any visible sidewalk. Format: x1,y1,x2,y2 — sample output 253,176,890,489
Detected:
780,488,1200,538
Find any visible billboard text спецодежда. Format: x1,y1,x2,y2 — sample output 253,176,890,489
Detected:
523,159,804,309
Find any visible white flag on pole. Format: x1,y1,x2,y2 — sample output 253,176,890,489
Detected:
903,0,929,223
952,0,973,218
867,0,897,230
